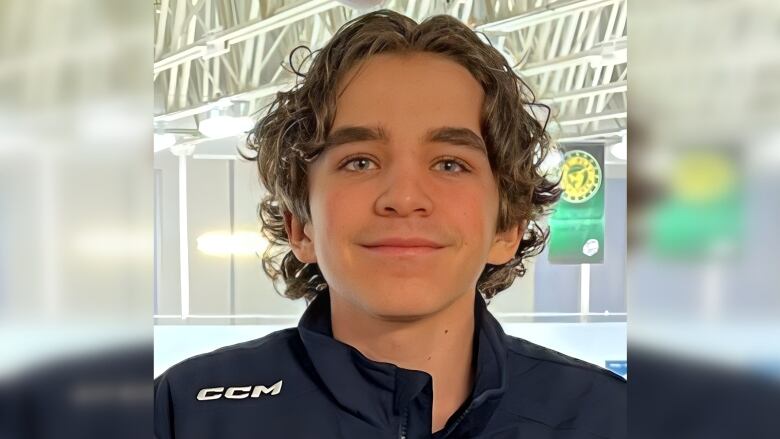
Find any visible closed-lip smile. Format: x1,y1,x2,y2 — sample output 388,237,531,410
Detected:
362,237,444,248
360,237,446,256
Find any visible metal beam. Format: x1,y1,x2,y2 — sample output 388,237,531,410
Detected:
154,0,340,75
154,80,292,122
557,109,627,126
557,127,625,142
176,150,191,320
541,80,626,104
476,0,615,33
518,37,625,76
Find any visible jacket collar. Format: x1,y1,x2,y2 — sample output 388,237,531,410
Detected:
297,291,508,437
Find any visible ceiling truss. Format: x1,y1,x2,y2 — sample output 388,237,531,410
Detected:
153,0,627,143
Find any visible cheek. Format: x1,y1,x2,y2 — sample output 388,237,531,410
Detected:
308,182,372,285
448,182,499,247
310,181,368,244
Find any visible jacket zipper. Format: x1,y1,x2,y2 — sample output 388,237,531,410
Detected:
398,406,409,439
441,406,471,438
453,407,470,428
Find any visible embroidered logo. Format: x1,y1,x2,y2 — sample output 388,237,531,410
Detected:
196,380,283,401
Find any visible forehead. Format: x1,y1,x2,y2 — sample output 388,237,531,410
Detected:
332,52,485,134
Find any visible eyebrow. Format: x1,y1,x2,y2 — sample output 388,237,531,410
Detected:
322,125,487,155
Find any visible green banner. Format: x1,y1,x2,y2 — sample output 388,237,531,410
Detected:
548,144,606,264
647,150,743,259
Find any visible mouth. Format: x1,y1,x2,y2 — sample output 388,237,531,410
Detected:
360,245,444,257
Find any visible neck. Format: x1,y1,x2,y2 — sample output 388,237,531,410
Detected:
330,291,476,433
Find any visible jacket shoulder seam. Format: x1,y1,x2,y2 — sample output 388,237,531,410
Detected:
160,327,299,374
505,337,626,382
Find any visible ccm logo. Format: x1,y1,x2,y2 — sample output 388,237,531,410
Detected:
196,380,283,401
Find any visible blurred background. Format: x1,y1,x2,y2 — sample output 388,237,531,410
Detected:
150,0,628,378
1,0,778,438
0,0,152,437
628,2,780,435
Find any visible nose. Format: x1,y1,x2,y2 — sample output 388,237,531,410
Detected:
374,156,434,218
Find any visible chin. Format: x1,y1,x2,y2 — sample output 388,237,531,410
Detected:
353,284,462,321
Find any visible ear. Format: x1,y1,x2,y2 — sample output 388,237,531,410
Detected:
486,220,527,265
283,210,318,264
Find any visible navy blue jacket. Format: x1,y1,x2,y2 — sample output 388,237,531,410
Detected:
155,293,626,438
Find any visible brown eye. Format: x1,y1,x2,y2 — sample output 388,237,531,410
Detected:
434,158,470,173
340,156,378,172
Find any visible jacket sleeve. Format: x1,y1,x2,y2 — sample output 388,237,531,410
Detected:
154,373,176,439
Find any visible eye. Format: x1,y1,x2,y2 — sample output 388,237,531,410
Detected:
338,155,471,174
434,157,470,173
339,155,378,172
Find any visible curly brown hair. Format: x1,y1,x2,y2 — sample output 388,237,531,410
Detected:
243,9,561,303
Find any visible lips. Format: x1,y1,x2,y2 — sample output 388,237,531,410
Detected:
362,237,445,248
360,237,445,257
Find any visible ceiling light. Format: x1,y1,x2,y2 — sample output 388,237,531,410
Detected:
198,115,254,139
197,101,254,139
154,133,176,151
196,231,268,256
610,137,627,161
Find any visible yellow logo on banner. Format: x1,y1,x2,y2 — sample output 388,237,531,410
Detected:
561,150,602,203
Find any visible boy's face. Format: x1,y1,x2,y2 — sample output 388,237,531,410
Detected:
286,52,523,319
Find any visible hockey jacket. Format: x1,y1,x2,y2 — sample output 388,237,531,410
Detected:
154,292,626,438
